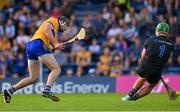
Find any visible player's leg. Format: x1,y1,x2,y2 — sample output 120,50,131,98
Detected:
130,75,160,101
122,77,146,101
39,54,61,102
122,66,146,101
13,60,40,90
133,83,156,99
2,60,40,103
129,77,146,97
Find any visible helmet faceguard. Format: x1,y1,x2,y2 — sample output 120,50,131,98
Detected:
58,16,70,32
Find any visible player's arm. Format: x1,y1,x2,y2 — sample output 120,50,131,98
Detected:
141,37,153,59
44,22,65,49
141,48,146,59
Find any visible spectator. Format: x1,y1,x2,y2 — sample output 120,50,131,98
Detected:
88,39,101,54
34,10,47,28
155,0,166,15
11,39,20,54
0,55,6,79
44,0,53,13
4,50,18,78
122,20,138,43
0,15,4,36
107,23,122,40
109,55,124,77
169,16,180,37
112,34,127,51
70,14,79,27
51,6,63,18
66,68,74,78
124,8,137,23
21,6,33,28
174,0,180,18
16,29,30,45
102,6,111,21
81,15,95,39
75,46,92,77
112,6,123,21
96,47,111,76
5,19,16,39
54,51,68,66
64,21,78,37
145,0,157,17
88,39,101,62
15,52,27,77
125,38,142,68
92,14,107,37
31,0,43,15
60,0,76,17
0,36,11,51
17,21,26,33
131,0,145,13
69,41,82,63
172,36,180,65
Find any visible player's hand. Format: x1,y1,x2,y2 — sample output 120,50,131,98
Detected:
54,43,65,50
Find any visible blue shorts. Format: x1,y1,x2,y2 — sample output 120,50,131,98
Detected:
26,39,51,60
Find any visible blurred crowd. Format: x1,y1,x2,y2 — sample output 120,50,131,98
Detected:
0,0,180,79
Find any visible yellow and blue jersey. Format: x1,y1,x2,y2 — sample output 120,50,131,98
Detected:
30,17,59,47
26,17,59,60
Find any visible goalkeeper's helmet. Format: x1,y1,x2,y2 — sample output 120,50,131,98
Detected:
58,16,70,32
155,22,169,33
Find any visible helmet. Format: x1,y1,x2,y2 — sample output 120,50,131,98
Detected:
58,16,70,31
155,22,169,33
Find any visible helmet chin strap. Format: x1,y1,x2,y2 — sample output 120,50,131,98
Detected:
60,21,66,26
58,17,61,32
58,20,65,32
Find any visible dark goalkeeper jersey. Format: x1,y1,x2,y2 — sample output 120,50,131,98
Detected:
140,35,174,71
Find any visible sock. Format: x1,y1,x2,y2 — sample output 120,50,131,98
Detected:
44,85,51,92
7,87,16,96
132,93,140,100
128,89,137,97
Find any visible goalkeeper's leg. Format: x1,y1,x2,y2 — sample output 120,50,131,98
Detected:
122,77,146,101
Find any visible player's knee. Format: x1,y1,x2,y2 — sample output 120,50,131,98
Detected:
29,76,39,83
149,83,157,87
53,67,61,75
147,77,159,87
57,67,61,74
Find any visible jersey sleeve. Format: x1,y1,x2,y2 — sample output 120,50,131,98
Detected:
47,18,55,29
143,37,153,49
47,17,58,32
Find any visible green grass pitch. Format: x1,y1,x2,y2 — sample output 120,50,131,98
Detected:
0,93,179,111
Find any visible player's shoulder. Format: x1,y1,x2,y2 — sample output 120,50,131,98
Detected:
45,17,59,29
47,17,57,22
145,35,156,43
150,35,157,40
160,35,174,44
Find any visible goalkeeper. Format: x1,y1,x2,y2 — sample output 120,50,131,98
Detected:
122,22,174,101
